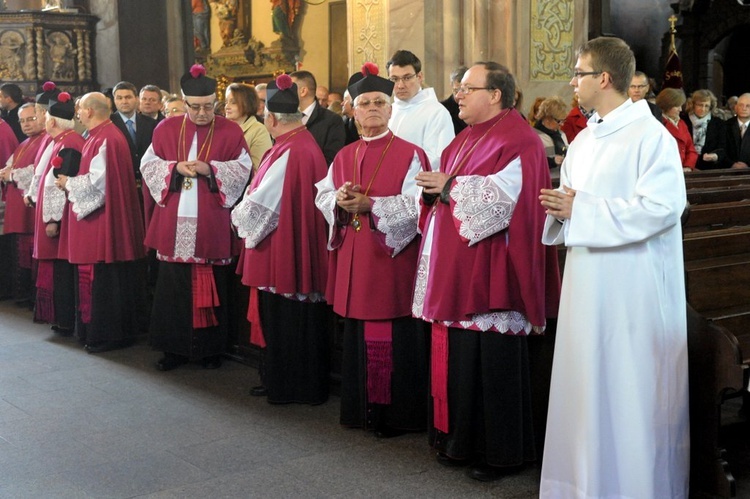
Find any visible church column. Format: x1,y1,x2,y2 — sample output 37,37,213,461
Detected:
165,0,186,94
347,0,389,70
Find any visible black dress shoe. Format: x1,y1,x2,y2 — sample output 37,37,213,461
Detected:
51,325,73,337
156,354,188,371
249,385,268,397
467,463,522,482
374,426,406,439
84,340,133,354
436,452,471,467
201,355,222,369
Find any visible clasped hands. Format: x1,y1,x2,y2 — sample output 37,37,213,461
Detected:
539,185,576,220
176,160,211,178
336,181,372,214
0,165,12,183
55,174,68,191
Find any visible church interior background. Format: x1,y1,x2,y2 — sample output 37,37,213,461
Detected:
0,0,749,110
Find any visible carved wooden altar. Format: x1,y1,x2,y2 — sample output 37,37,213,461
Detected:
0,10,97,97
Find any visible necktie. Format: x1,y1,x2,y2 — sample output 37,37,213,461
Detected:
125,118,136,143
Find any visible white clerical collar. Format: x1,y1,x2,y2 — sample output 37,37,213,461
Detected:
300,101,315,124
361,129,390,141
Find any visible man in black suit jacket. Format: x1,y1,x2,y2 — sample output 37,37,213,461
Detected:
725,93,750,169
110,81,157,183
628,71,662,121
139,84,166,124
0,83,26,142
290,70,345,165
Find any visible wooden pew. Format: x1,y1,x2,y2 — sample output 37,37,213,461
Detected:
687,305,745,498
683,200,750,233
682,222,750,497
687,186,750,205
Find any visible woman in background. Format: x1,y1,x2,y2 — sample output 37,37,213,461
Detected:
533,96,569,169
656,88,698,171
225,83,272,172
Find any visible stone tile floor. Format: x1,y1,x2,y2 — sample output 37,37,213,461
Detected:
0,301,539,498
2,299,749,498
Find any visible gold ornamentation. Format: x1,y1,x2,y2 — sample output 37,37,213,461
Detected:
530,0,574,81
183,177,193,190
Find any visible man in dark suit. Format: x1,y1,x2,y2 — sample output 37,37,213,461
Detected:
139,84,166,123
628,71,661,121
725,93,750,169
290,70,345,165
110,81,157,184
110,81,158,330
0,83,26,142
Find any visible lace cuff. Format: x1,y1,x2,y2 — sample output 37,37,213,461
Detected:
26,174,41,200
231,199,279,248
371,194,418,256
213,159,251,207
67,175,104,220
42,185,66,222
141,158,172,206
451,175,515,246
12,165,34,192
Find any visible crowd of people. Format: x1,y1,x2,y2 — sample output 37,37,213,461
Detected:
0,37,699,496
530,67,747,174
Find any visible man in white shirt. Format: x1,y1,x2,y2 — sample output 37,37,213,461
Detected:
290,70,345,165
386,50,454,171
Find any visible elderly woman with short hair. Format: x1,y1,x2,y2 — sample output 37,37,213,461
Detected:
686,89,727,170
533,96,570,169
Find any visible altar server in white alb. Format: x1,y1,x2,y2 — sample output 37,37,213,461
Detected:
386,50,454,171
539,36,689,499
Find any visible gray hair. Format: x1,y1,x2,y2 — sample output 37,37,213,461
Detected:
45,112,75,130
266,110,304,124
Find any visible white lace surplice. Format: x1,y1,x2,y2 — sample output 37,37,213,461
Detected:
231,149,288,249
66,140,107,220
412,156,544,333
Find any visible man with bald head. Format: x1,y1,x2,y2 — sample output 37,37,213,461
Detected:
55,92,146,353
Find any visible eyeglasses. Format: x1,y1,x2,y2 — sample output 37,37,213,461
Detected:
556,119,566,125
455,85,493,95
19,116,38,123
572,71,602,79
185,101,215,113
629,84,648,90
356,98,388,109
388,73,417,84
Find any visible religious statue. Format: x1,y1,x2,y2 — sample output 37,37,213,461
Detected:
192,0,210,53
271,0,301,40
43,0,62,10
47,31,75,80
0,31,24,80
210,0,238,48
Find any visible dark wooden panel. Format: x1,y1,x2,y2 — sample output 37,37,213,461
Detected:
117,0,171,90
